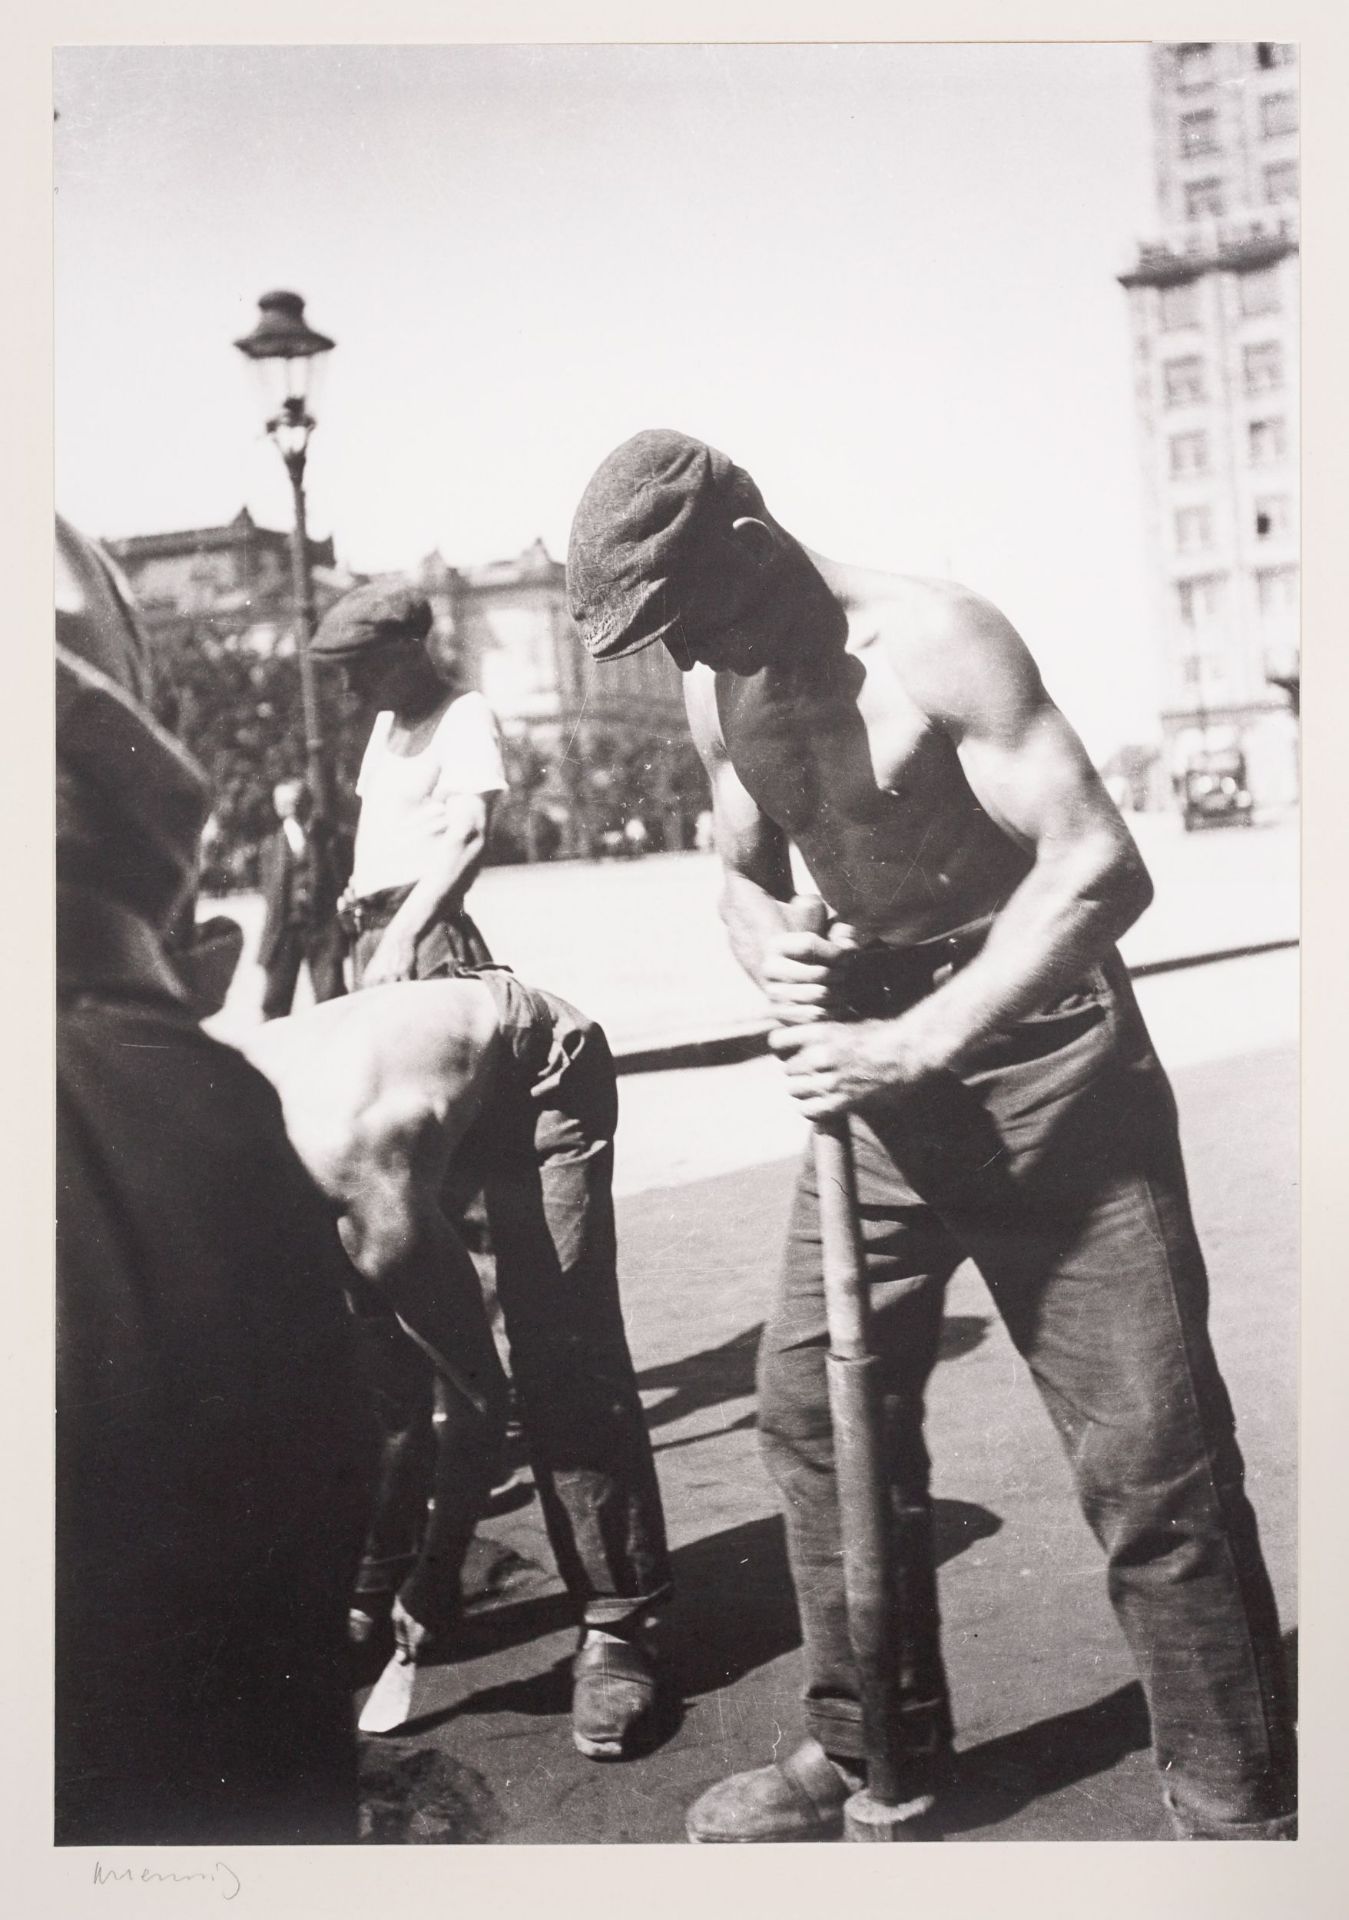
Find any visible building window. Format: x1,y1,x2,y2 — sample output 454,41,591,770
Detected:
1238,267,1281,317
1159,280,1200,330
1254,496,1291,539
1175,44,1215,89
1243,341,1284,394
1256,567,1299,617
1169,431,1210,477
1183,177,1224,218
1175,506,1213,553
1248,418,1288,467
1177,575,1225,627
1263,160,1299,203
1260,92,1299,138
1179,109,1220,158
1163,356,1205,406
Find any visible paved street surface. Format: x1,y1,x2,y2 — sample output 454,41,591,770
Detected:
203,811,1297,1052
351,948,1298,1845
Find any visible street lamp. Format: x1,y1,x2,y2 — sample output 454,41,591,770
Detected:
234,289,336,823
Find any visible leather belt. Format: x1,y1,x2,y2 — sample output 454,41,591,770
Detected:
336,884,411,939
831,925,988,1021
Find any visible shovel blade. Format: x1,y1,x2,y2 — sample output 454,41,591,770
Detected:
358,1653,418,1735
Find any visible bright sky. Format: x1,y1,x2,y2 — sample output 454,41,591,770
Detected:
54,41,1160,755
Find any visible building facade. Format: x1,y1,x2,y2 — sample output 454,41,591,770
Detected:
105,506,353,653
104,512,704,867
410,541,698,859
1119,40,1300,806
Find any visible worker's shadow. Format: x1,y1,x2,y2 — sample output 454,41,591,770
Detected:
636,1311,991,1449
939,1626,1298,1834
411,1495,1001,1747
663,1497,1000,1703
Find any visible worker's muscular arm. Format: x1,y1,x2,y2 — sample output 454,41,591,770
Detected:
362,790,494,986
244,982,506,1414
685,671,830,998
334,1087,499,1417
768,598,1153,1119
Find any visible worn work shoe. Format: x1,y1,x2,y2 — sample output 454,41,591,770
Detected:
571,1635,659,1760
686,1739,864,1843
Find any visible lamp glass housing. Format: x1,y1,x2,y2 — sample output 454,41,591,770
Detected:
234,291,334,449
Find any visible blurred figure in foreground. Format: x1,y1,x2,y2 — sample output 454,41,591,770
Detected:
55,517,369,1844
258,775,350,1017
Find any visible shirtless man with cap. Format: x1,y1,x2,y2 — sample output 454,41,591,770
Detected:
566,429,1295,1841
243,966,671,1760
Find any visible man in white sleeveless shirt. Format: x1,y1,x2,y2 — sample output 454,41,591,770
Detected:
312,581,506,984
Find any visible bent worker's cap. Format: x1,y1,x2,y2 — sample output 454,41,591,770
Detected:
567,429,756,661
311,579,433,662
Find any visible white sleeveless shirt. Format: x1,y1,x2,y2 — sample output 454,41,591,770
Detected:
351,691,507,896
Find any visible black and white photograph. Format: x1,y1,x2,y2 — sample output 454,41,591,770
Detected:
48,23,1310,1874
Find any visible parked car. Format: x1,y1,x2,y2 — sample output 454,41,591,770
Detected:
1180,747,1255,831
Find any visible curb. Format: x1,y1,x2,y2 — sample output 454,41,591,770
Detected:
610,936,1299,1076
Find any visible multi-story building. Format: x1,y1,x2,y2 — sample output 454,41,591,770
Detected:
1119,40,1300,805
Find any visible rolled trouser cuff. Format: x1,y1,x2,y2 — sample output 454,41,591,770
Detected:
581,1582,673,1638
804,1692,951,1769
1164,1788,1297,1840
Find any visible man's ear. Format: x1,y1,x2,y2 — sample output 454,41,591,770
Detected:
729,516,778,570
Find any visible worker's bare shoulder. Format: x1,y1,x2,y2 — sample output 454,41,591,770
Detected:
356,979,500,1073
243,980,500,1124
242,981,502,1194
847,570,1046,734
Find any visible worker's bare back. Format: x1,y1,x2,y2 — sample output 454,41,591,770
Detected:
690,568,1037,944
242,979,502,1208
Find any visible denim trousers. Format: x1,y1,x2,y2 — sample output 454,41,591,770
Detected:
352,970,671,1636
757,953,1295,1837
348,895,492,981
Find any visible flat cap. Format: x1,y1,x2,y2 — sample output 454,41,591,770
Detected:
311,579,433,661
567,429,747,661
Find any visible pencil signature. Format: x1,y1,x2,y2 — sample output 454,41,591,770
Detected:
92,1861,241,1901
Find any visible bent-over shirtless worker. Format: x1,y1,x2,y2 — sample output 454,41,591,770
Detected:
242,967,671,1761
566,428,1295,1841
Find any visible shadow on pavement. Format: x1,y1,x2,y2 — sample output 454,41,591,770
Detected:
636,1312,992,1437
650,1411,758,1456
393,1496,1002,1743
637,1323,762,1432
666,1498,1001,1701
943,1680,1152,1834
942,1625,1298,1836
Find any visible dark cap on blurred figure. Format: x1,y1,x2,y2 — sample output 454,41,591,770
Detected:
566,429,760,661
56,516,243,1010
311,580,433,662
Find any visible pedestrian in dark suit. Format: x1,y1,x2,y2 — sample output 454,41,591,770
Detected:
258,778,349,1018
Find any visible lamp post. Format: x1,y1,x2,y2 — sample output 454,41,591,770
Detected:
234,290,336,824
